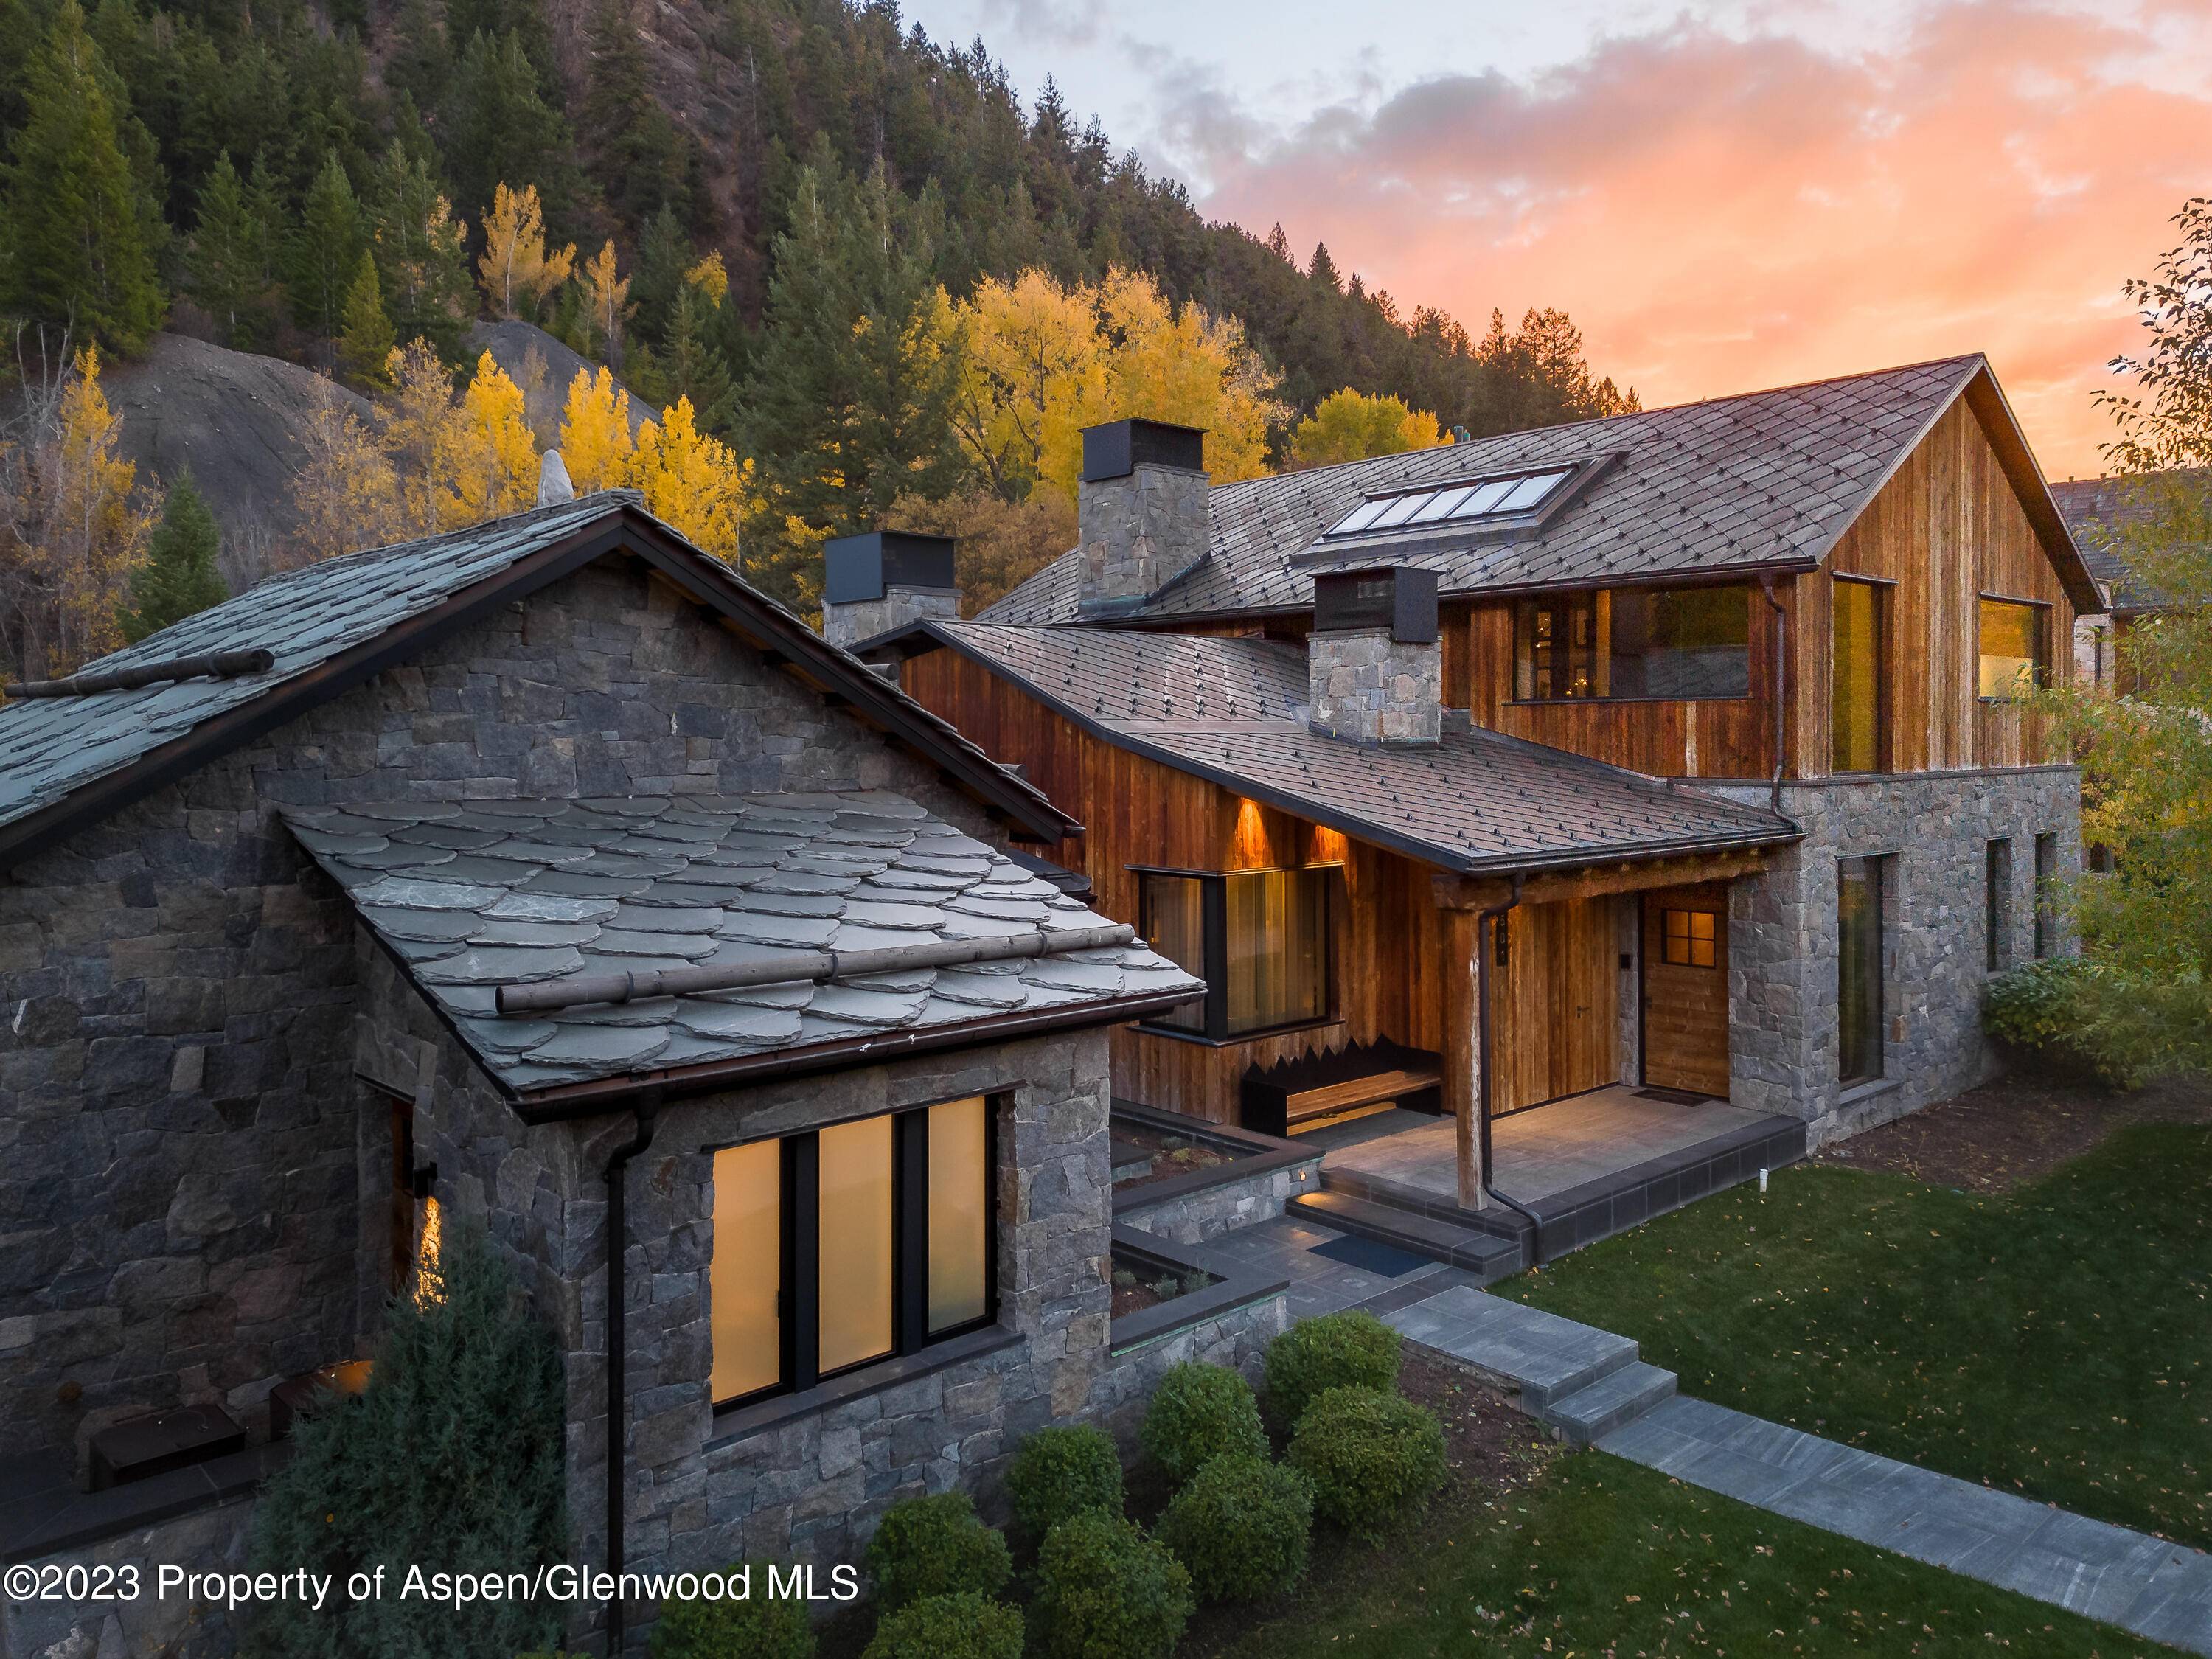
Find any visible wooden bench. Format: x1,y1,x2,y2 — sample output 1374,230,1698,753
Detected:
1240,1040,1444,1138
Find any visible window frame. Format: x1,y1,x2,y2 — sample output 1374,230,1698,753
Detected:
1511,584,1756,705
1829,573,1892,774
1660,907,1719,969
1985,838,2013,973
1132,863,1340,1044
2034,832,2058,958
709,1097,1000,1411
1837,855,1888,1088
1976,594,2051,703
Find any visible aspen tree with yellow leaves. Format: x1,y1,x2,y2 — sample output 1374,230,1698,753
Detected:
557,367,639,493
287,383,403,568
579,241,636,371
0,346,156,680
1288,388,1444,469
630,396,750,567
445,355,540,526
477,184,576,322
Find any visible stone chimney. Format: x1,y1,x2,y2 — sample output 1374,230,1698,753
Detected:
1307,566,1443,744
820,531,961,650
1077,419,1209,618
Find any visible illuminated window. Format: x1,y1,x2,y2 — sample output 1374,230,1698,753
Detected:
1515,587,1750,701
1838,858,1885,1086
1978,599,2048,700
1138,866,1335,1040
1831,577,1887,773
1661,908,1717,968
709,1099,995,1408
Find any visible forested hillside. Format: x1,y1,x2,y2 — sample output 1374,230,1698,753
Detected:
0,0,1635,677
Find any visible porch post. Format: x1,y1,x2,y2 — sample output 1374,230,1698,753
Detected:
1442,905,1486,1210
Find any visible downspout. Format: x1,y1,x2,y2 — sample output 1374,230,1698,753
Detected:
1757,576,1789,814
1474,876,1546,1260
602,1092,661,1659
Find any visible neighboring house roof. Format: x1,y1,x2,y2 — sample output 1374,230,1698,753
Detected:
983,355,2098,625
0,493,1077,871
908,622,1798,874
282,790,1200,1110
2051,469,2207,613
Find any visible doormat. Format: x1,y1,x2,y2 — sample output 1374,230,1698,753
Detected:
1634,1087,1712,1105
1307,1234,1430,1278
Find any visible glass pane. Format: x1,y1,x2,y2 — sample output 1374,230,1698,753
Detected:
1139,873,1208,1032
1608,587,1751,698
1499,469,1570,511
1225,869,1329,1034
1832,580,1882,771
1369,492,1430,529
709,1141,781,1402
1978,599,2043,699
1837,859,1884,1085
1453,479,1517,518
927,1098,990,1334
1326,497,1388,537
1408,484,1475,523
817,1116,894,1374
1985,841,2010,971
2034,833,2056,957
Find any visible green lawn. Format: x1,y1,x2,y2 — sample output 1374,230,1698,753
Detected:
1503,1123,2212,1548
1202,1453,2178,1658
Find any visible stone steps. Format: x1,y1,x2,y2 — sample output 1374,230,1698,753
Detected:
1545,1360,1678,1444
1285,1190,1523,1281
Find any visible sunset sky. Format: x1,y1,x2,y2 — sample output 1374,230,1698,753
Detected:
903,0,2212,479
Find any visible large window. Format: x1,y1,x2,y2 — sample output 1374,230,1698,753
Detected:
1978,598,2049,700
1831,577,1888,773
1514,586,1751,702
1138,866,1334,1040
1837,858,1885,1087
709,1096,994,1408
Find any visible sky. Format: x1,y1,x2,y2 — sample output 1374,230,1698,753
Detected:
899,0,2212,479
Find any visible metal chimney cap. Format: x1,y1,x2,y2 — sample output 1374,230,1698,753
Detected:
823,530,959,605
1080,419,1207,482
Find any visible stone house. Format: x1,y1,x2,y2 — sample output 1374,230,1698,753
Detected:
858,357,2101,1267
0,493,1257,1658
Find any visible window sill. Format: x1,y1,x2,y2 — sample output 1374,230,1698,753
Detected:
1837,1077,1900,1108
1133,1016,1346,1049
707,1326,1023,1447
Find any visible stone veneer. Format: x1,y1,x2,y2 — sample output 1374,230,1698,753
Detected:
820,585,961,651
1306,630,1444,745
1714,766,2081,1144
1077,463,1210,616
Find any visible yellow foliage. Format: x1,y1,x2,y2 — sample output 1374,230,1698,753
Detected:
557,367,639,493
287,382,403,568
633,397,752,568
581,241,636,367
444,354,540,527
684,252,729,304
0,345,155,678
380,341,462,538
1288,387,1444,470
948,266,1284,507
477,182,576,321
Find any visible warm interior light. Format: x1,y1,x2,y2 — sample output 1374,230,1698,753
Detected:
413,1194,445,1307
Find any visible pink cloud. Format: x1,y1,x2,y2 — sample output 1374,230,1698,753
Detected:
1192,1,2212,478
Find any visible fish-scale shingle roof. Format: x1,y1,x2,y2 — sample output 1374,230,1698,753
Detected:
2051,470,2206,611
983,357,1990,625
0,493,1073,866
925,623,1797,874
283,790,1200,1095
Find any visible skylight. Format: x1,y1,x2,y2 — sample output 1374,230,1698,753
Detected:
1321,467,1573,539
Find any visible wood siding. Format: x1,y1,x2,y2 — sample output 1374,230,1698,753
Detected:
1792,396,2075,776
1492,897,1619,1113
1638,882,1732,1097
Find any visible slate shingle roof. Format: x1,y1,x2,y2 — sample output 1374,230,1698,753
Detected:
983,357,1991,626
2051,470,2207,611
0,493,1071,865
282,790,1199,1094
925,622,1796,874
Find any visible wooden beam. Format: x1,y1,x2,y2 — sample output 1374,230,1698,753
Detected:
1432,849,1767,914
1441,906,1486,1210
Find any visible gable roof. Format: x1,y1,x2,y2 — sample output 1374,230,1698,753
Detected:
982,355,2100,625
0,494,1077,872
2051,468,2208,613
284,789,1199,1111
905,621,1797,875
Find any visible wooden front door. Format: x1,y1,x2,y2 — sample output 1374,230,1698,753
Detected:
1640,883,1731,1098
1491,896,1618,1114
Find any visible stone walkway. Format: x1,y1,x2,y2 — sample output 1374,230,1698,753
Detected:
1382,1283,2212,1657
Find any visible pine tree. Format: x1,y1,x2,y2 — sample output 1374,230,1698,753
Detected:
366,140,473,361
290,149,367,343
120,470,226,641
338,250,394,386
383,0,450,118
184,153,268,347
442,29,575,242
2,0,164,352
582,0,686,227
629,202,692,342
661,283,734,432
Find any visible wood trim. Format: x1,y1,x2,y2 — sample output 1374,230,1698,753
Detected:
1433,848,1767,912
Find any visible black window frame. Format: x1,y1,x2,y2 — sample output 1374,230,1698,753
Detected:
1512,584,1756,705
1837,855,1888,1088
1133,863,1340,1044
1985,839,2012,973
711,1097,1000,1411
2034,832,2058,958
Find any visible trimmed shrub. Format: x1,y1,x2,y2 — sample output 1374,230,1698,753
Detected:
647,1564,813,1659
1287,1385,1446,1541
862,1592,1023,1659
1263,1309,1402,1428
1983,956,2210,1088
1155,1454,1313,1602
1029,1511,1194,1659
1139,1362,1267,1486
864,1492,1011,1612
1006,1423,1124,1540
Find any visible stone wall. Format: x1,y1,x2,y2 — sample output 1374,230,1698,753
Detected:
1090,1296,1287,1450
1077,465,1209,616
2,1495,255,1659
0,552,1001,1462
1714,766,2081,1144
821,585,961,651
1305,631,1444,745
1112,1155,1320,1246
